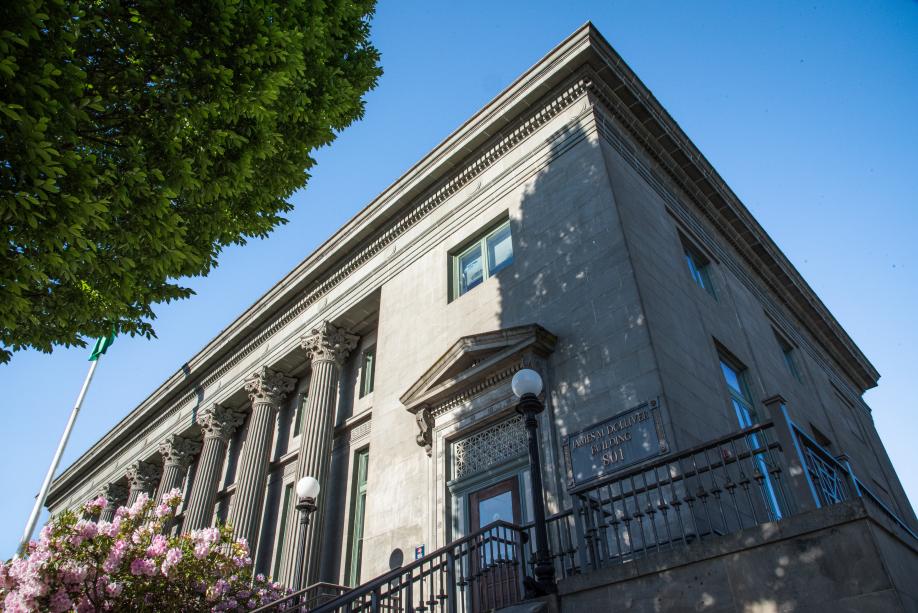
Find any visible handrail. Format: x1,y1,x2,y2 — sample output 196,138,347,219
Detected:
254,519,527,612
311,520,525,612
789,421,918,540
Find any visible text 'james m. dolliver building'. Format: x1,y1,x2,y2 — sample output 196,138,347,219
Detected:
47,24,917,613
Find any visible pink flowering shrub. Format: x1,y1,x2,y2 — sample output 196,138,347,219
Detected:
0,490,288,612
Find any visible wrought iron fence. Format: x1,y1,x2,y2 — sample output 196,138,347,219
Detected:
521,509,579,579
571,421,793,572
254,521,527,613
786,412,918,540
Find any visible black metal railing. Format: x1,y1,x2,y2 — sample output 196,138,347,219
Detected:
254,521,527,612
787,415,918,540
572,421,793,571
522,509,579,579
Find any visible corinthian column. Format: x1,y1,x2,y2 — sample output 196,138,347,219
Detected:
98,483,127,522
184,404,244,531
156,434,202,502
125,460,161,506
293,321,358,584
229,366,296,550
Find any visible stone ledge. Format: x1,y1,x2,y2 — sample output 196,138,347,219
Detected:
559,499,914,596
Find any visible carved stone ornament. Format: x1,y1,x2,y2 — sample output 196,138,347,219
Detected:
125,460,161,491
99,482,127,504
158,434,202,468
196,403,245,442
415,406,434,456
244,366,296,404
300,321,359,366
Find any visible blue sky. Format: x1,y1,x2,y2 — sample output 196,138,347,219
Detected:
2,1,916,557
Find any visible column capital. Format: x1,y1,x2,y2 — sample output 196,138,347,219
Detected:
158,434,202,469
300,321,359,366
98,482,127,504
125,460,161,492
196,403,245,442
244,366,296,405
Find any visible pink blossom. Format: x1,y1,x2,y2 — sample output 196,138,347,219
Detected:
161,546,183,576
75,519,98,541
130,558,157,577
49,588,73,613
106,581,123,597
193,542,210,559
146,534,168,557
154,503,172,518
103,539,129,573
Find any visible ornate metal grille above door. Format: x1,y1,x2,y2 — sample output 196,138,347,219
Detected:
452,415,527,480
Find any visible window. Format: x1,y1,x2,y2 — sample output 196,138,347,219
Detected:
719,354,782,519
682,239,715,297
451,219,513,299
359,346,376,398
774,332,803,383
347,449,369,586
272,483,293,579
719,358,757,427
293,392,308,437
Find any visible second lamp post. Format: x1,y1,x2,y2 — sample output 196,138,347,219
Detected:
511,368,557,595
292,476,320,594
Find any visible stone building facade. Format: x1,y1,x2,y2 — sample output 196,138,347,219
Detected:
46,24,917,610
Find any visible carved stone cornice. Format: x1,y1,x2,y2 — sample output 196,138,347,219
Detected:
99,482,127,504
158,434,202,469
196,403,245,442
125,460,160,491
244,366,296,405
300,321,359,366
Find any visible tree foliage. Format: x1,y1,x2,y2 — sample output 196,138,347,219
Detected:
0,0,381,362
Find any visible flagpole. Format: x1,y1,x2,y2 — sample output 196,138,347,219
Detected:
18,356,101,554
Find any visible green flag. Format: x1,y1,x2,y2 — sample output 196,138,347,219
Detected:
88,332,115,361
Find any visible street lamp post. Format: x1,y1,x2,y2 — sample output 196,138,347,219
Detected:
292,476,320,596
511,368,557,595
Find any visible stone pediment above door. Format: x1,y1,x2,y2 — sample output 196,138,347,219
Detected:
401,324,557,454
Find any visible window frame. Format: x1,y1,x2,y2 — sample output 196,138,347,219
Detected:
359,345,376,398
450,218,514,300
272,482,294,580
773,331,804,383
680,236,716,298
346,448,370,586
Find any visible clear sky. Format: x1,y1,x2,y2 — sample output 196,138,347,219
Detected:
2,1,916,558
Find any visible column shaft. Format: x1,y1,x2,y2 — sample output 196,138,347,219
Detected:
228,400,277,547
296,359,340,585
184,436,229,531
184,404,243,532
228,366,295,551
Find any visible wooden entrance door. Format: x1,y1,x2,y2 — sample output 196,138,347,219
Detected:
468,477,522,611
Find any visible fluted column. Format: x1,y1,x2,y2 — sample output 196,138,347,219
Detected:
98,483,127,522
293,321,358,584
229,366,296,550
125,460,161,506
156,434,202,502
184,404,244,531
